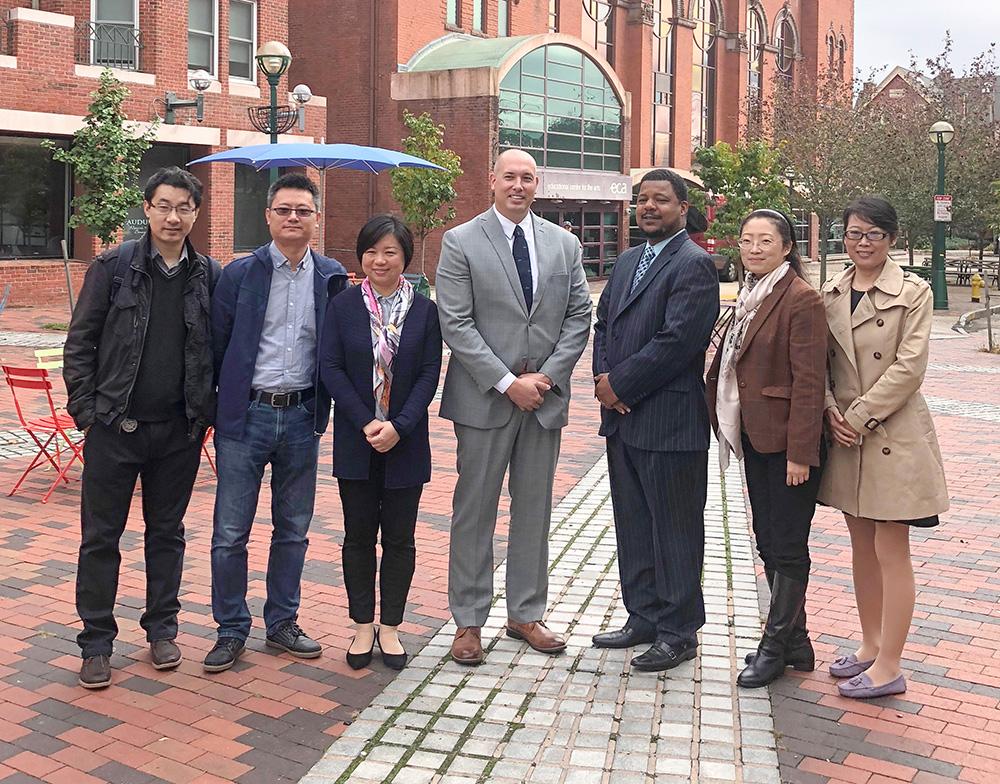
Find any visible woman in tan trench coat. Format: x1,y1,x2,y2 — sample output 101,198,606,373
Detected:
819,196,948,700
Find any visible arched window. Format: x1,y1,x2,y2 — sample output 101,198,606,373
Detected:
690,0,718,150
652,0,674,165
838,37,847,80
498,44,623,172
582,0,615,66
747,7,764,98
775,11,796,86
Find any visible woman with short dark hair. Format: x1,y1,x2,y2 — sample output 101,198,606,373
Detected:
706,209,827,689
820,196,948,699
320,215,442,670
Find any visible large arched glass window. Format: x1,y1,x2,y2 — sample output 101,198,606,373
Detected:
498,44,623,172
775,12,796,86
652,0,674,166
690,0,717,150
581,0,615,66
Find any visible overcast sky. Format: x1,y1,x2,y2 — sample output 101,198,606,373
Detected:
853,1,999,79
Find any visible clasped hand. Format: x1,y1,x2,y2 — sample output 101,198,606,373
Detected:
505,372,552,412
593,373,630,415
364,419,400,453
825,406,860,448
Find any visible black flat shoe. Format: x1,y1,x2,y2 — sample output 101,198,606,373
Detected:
346,633,375,670
376,629,408,670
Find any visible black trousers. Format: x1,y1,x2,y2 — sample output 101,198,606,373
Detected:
740,434,823,584
606,435,707,647
338,453,423,626
76,418,201,658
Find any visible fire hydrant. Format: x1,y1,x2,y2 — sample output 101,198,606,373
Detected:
971,272,984,302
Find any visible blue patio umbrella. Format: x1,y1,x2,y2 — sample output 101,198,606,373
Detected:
188,142,444,173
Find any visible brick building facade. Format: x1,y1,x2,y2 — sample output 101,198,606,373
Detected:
291,0,854,281
0,1,325,306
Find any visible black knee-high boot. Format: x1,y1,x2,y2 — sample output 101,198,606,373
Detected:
738,572,808,688
745,567,814,672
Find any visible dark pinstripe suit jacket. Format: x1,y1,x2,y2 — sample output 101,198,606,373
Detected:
593,230,720,452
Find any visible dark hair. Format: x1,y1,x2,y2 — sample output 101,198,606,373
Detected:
267,172,321,208
842,196,898,237
143,166,203,208
356,214,414,271
638,168,688,203
740,209,806,280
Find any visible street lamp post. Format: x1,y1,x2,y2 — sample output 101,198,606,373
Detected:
929,120,955,311
255,41,293,185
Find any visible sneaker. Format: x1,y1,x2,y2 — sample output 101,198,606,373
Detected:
266,622,322,659
203,638,245,672
79,655,111,689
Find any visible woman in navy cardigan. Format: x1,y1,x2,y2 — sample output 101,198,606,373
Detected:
320,215,442,670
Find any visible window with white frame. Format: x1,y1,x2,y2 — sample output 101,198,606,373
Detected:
229,0,255,80
188,0,216,74
93,0,139,70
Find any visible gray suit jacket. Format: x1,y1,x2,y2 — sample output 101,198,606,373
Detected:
437,209,592,430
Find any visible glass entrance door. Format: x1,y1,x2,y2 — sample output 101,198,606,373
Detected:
535,201,619,278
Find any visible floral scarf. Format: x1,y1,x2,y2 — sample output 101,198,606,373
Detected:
360,276,415,421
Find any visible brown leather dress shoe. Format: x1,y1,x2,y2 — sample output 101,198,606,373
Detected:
150,640,182,670
451,627,483,665
79,655,111,689
506,620,566,654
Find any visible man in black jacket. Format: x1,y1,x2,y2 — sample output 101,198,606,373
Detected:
63,167,220,689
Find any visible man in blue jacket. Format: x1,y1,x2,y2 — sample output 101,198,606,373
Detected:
204,173,347,672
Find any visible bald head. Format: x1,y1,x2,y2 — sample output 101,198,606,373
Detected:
490,149,539,223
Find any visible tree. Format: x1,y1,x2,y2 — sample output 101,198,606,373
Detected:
692,140,790,279
390,110,463,275
764,69,878,284
43,69,157,247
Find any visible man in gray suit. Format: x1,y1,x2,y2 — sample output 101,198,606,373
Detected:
437,149,592,665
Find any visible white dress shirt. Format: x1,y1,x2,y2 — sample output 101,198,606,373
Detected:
492,206,540,394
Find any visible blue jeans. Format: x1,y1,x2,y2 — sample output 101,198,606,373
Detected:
211,401,319,641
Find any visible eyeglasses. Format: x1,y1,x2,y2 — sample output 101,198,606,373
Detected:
737,237,777,250
270,207,316,218
844,229,889,242
150,202,196,217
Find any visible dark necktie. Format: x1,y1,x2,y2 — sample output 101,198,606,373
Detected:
512,224,533,312
630,244,657,294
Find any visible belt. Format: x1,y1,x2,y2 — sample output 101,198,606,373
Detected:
251,387,314,407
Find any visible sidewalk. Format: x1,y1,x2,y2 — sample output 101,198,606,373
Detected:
0,303,996,783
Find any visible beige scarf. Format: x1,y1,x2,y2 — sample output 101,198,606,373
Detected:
716,263,791,470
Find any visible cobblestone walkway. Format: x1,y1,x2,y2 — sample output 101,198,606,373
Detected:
301,444,782,784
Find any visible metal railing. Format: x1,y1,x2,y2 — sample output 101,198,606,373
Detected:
74,21,142,71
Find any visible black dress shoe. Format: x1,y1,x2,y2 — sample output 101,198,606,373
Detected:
376,630,408,671
346,633,375,670
631,641,697,672
203,638,245,672
266,622,322,659
150,639,182,670
592,625,656,649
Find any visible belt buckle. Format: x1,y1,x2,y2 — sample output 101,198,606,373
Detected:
272,391,291,407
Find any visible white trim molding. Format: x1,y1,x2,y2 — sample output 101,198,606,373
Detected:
8,7,74,27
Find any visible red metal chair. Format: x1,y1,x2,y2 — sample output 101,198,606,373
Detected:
2,365,85,503
202,426,217,477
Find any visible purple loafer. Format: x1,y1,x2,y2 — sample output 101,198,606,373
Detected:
828,653,875,679
837,673,906,699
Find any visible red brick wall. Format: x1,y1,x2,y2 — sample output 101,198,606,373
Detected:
1,2,326,271
0,260,87,309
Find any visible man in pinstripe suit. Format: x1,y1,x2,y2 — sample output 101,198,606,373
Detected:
592,169,720,671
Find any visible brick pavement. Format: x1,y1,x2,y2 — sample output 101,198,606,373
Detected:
772,322,1000,784
0,299,997,783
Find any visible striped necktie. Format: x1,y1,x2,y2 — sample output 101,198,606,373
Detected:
630,244,657,294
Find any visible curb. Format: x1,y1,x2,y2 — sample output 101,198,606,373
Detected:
952,301,1000,334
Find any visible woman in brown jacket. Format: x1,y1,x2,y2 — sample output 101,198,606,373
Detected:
820,196,948,700
706,209,827,689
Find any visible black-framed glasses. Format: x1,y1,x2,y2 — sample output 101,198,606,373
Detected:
270,207,316,218
844,229,889,242
150,202,196,217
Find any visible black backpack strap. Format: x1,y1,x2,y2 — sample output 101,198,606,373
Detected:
109,240,139,303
